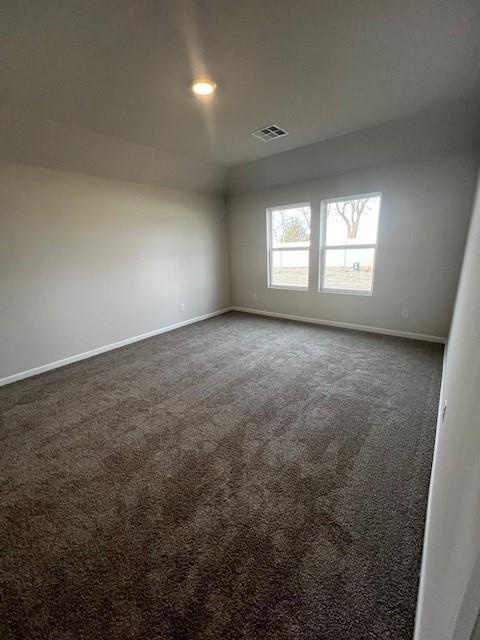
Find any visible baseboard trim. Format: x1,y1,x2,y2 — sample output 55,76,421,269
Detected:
1,305,445,386
0,307,233,387
231,306,447,344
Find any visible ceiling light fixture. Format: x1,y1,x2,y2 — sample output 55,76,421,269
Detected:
191,79,217,96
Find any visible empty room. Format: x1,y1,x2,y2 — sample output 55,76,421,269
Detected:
1,2,480,639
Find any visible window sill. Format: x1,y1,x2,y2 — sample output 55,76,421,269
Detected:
320,288,373,297
268,284,309,292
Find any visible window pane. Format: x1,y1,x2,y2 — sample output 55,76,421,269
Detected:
271,250,309,288
323,248,375,292
271,206,311,248
325,196,380,246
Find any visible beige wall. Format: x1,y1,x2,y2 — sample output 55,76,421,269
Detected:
227,150,479,338
472,614,480,640
0,161,231,380
414,170,480,640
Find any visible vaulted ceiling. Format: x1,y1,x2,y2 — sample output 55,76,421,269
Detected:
2,0,480,167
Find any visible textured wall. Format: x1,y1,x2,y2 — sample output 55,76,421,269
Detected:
0,161,231,379
227,150,479,338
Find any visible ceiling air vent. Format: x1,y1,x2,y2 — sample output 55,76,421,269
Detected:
251,124,288,142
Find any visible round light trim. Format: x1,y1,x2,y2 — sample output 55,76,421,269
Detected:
191,79,217,96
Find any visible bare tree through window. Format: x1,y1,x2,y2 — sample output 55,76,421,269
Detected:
272,207,310,244
335,199,369,240
322,194,381,293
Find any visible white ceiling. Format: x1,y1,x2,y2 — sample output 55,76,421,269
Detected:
2,0,480,167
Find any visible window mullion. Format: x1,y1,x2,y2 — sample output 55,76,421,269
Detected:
271,246,311,252
324,244,376,250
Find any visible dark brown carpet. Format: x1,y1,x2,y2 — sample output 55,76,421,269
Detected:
0,311,442,640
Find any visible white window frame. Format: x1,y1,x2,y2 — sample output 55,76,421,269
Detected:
266,202,312,291
319,192,381,296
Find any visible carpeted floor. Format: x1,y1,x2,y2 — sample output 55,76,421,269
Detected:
0,311,442,640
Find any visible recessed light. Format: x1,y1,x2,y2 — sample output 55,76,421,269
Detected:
191,79,217,96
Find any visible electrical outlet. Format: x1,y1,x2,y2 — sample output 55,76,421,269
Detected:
253,292,258,301
179,303,185,311
401,308,409,319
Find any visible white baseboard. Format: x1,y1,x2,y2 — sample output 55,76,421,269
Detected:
0,307,233,387
1,305,445,387
231,306,447,344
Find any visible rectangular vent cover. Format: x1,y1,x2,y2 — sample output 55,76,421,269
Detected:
251,124,288,141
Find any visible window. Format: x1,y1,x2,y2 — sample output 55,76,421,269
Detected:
320,193,381,294
267,203,311,290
